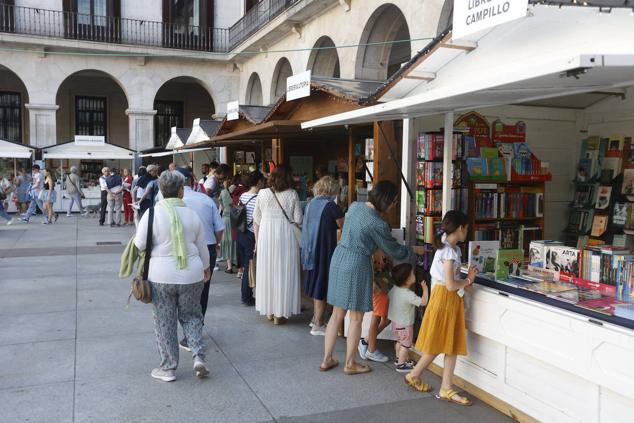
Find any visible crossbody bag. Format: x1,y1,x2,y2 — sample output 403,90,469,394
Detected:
272,190,302,246
131,207,154,303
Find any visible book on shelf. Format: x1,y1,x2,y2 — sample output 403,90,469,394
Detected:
416,161,462,188
591,215,608,237
545,246,580,279
416,133,463,161
595,186,612,210
567,209,594,234
571,183,597,208
415,215,441,244
529,240,563,268
613,203,628,227
495,249,524,280
468,241,500,274
473,184,543,219
622,168,634,196
600,157,622,183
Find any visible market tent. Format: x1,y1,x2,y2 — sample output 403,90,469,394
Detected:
165,127,192,150
185,118,222,146
41,141,135,160
302,5,634,128
138,147,213,158
0,139,35,158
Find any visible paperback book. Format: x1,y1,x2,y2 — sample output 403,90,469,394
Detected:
529,240,563,268
545,246,580,278
468,241,500,274
495,249,524,280
595,186,612,210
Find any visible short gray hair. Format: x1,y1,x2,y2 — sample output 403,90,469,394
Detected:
147,164,159,174
70,166,78,174
313,175,340,197
158,170,185,198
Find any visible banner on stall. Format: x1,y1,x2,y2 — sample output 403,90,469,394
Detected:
286,70,311,101
74,135,105,146
227,101,239,121
453,0,528,40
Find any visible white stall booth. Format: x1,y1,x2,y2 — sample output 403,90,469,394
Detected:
303,4,634,422
0,139,35,212
185,118,222,173
41,137,135,212
140,127,214,177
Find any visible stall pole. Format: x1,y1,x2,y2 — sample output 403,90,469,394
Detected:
442,111,454,216
272,138,284,165
13,158,17,180
347,128,356,207
400,118,417,244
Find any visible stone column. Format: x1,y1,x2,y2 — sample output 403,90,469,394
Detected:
25,103,59,148
125,108,156,152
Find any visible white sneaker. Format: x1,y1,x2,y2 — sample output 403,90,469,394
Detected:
66,213,72,217
358,339,368,360
365,349,390,363
151,368,176,382
310,325,327,336
193,358,209,378
7,218,14,226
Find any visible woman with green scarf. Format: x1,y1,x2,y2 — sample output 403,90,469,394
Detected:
134,170,211,383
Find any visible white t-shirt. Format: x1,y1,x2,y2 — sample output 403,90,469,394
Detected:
32,172,43,193
430,241,462,283
388,286,422,327
99,176,108,191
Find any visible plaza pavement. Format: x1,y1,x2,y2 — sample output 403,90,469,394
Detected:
0,215,511,423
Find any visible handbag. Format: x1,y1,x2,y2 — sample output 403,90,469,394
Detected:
67,176,85,199
248,252,257,288
230,194,257,233
131,207,154,303
272,190,302,246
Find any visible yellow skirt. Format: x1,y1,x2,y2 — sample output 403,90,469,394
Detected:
415,284,467,356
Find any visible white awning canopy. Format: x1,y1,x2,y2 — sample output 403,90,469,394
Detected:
138,147,212,158
302,5,634,128
165,127,192,150
42,142,135,160
186,118,222,146
0,139,35,159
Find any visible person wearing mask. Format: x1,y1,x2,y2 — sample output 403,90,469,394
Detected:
22,165,45,223
134,170,211,382
253,165,303,325
137,164,159,218
106,168,124,227
66,166,86,216
236,171,265,306
175,167,224,351
14,168,30,214
98,167,110,226
40,168,58,225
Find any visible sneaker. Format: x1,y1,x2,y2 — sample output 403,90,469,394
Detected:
21,217,29,223
394,358,415,366
7,218,14,226
395,362,415,373
179,339,191,352
42,220,50,225
193,358,209,377
358,339,368,360
66,213,72,217
310,325,327,336
54,213,59,222
151,368,176,382
365,349,390,363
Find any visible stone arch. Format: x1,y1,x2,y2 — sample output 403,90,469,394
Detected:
306,36,340,78
355,3,411,81
153,76,216,147
245,72,263,105
270,57,293,103
437,0,453,35
0,64,30,145
55,69,129,147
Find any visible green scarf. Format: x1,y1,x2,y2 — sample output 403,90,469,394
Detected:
157,197,188,269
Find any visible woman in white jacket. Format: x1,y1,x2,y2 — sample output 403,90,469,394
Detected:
135,170,211,382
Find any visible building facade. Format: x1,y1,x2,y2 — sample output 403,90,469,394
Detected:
0,0,453,152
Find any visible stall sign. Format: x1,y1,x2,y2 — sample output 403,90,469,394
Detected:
286,70,311,101
74,135,105,146
455,111,491,148
492,119,526,143
227,101,239,121
453,0,528,40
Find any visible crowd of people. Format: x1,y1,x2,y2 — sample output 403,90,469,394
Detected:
130,161,479,407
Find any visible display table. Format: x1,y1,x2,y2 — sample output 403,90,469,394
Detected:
420,275,634,422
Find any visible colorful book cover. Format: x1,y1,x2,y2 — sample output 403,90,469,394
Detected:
546,246,580,278
577,158,592,182
606,135,625,157
601,157,622,182
512,142,532,159
468,241,500,274
595,186,612,209
487,158,506,179
464,135,478,158
495,249,524,280
466,158,488,177
622,168,634,196
529,240,563,268
591,215,608,237
613,203,628,227
480,147,499,158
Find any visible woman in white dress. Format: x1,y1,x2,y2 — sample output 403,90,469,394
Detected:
253,165,303,324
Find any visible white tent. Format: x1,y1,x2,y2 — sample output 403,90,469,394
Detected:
302,5,634,128
0,139,35,159
185,118,222,146
165,127,192,150
41,141,135,160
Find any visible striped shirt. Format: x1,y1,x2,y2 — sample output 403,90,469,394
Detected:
239,192,258,233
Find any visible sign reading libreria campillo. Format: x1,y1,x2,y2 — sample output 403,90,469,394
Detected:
453,0,528,39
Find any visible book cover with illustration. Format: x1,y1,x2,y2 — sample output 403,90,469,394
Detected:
529,240,563,268
591,215,608,237
623,168,634,197
613,203,628,227
595,186,612,210
468,241,500,274
466,158,488,177
495,249,524,280
487,157,507,179
545,246,580,278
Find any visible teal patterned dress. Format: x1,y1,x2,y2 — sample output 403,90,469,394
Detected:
327,202,411,312
219,188,237,264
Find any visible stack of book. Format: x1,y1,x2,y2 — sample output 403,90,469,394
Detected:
416,190,442,215
416,133,463,160
415,215,441,244
473,184,544,219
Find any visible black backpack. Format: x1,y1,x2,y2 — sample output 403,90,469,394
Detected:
230,195,256,233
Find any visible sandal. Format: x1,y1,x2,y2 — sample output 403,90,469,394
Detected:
319,359,339,372
343,363,372,375
436,388,472,406
266,314,274,321
273,316,287,325
404,373,433,393
225,268,235,274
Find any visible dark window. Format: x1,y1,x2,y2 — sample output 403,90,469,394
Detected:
154,101,183,147
245,0,258,12
76,96,107,137
63,0,121,42
0,0,15,33
0,91,21,143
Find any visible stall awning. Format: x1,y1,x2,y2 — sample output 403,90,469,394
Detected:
303,5,634,128
139,147,212,158
0,139,35,159
165,128,192,150
185,119,222,145
42,141,135,160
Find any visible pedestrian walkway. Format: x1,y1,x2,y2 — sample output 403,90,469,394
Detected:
0,216,511,422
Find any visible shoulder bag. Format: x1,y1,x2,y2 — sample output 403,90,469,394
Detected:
272,190,302,246
131,207,154,303
67,175,85,199
230,194,257,233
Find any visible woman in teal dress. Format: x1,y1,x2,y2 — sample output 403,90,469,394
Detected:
219,181,237,273
320,180,420,375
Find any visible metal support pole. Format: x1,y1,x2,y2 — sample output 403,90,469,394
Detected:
442,111,455,217
400,118,417,244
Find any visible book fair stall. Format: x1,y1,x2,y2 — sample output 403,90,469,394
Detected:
0,139,35,212
41,136,135,212
302,4,634,422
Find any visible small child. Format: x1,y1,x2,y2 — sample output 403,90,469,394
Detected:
388,263,429,372
358,275,391,362
405,210,478,406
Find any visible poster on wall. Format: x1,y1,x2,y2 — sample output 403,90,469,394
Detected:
455,111,491,149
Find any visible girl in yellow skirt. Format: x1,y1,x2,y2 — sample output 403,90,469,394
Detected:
405,210,478,406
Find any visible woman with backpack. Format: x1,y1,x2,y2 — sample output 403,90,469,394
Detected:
235,171,265,306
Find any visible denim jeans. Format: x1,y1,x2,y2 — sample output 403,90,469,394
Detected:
0,202,11,221
67,192,85,214
201,244,217,317
24,193,44,221
236,230,255,304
